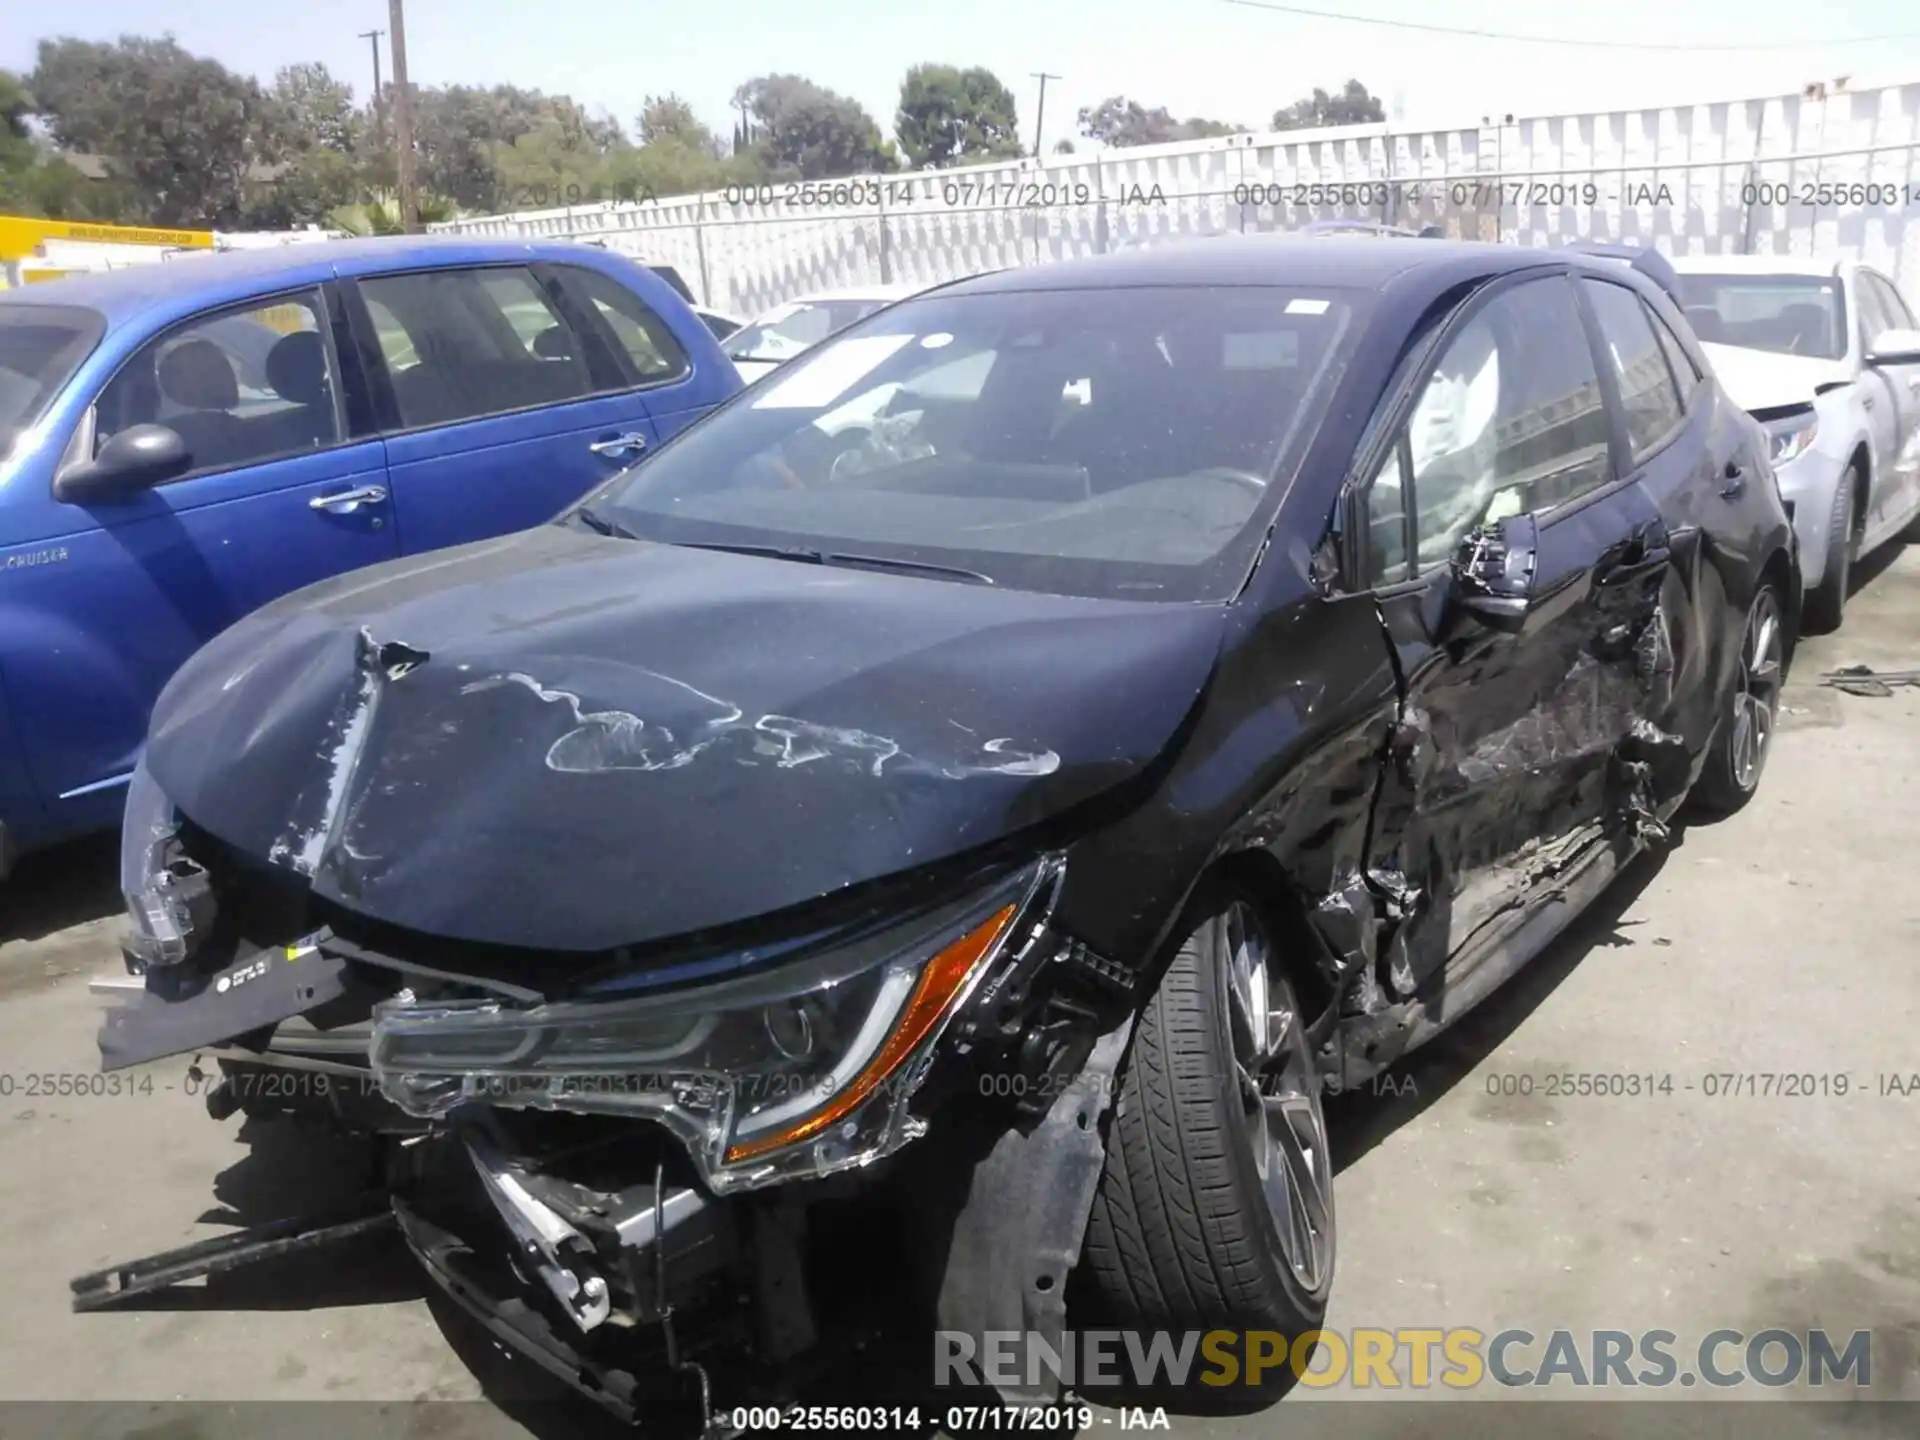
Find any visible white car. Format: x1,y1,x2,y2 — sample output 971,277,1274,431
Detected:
1672,255,1920,630
725,283,928,383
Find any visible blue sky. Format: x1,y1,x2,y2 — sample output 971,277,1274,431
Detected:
7,0,1920,148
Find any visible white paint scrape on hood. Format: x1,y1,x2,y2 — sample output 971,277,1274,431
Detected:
1701,342,1853,413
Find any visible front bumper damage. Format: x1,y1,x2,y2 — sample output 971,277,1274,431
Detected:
86,824,1140,1432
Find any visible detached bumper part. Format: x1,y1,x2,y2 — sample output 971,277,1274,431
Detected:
465,1126,611,1331
119,759,213,969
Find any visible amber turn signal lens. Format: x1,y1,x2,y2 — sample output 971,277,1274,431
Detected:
724,902,1017,1164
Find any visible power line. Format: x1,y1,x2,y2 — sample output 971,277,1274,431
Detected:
1219,0,1920,52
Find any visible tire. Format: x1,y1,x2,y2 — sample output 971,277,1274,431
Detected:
1802,471,1857,634
1076,888,1334,1410
1689,579,1786,817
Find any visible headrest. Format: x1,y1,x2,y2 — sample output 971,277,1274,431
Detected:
265,331,330,406
157,339,239,411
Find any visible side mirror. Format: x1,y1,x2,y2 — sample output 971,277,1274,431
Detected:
1865,328,1920,367
53,424,190,504
1449,512,1538,634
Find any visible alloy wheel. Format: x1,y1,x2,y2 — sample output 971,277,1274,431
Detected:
1729,587,1783,792
1220,902,1335,1294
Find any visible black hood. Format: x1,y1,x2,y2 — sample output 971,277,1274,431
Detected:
146,525,1228,953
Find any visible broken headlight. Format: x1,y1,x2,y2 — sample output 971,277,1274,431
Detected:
119,759,213,969
369,860,1057,1192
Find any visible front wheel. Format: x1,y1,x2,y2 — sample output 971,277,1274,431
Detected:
1075,888,1334,1410
1802,472,1856,634
1689,580,1785,817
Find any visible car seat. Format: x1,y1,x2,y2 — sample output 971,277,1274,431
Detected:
156,340,247,472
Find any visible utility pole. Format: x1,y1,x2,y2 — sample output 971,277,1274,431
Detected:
388,0,418,232
1030,72,1061,160
358,29,386,152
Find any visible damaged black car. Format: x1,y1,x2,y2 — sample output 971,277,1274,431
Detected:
92,235,1797,1430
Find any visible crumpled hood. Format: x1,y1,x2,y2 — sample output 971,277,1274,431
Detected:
146,525,1227,953
1701,341,1854,413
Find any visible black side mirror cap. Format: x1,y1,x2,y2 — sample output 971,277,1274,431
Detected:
53,423,191,504
1450,511,1538,634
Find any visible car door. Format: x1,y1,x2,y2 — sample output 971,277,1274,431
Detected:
1351,271,1670,1002
1856,270,1920,537
14,282,396,832
1589,275,1772,760
345,263,679,554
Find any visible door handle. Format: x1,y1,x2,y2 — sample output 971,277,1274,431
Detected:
309,484,389,515
589,432,649,458
1719,460,1747,499
1863,394,1876,412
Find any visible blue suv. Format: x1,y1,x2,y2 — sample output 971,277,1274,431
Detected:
0,236,741,872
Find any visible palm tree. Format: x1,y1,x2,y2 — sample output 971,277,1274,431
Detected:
329,189,458,236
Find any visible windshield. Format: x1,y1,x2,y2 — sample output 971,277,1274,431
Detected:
599,283,1362,602
1676,274,1846,360
0,304,103,458
726,298,900,364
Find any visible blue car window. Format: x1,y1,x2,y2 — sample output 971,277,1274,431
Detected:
92,289,344,482
358,266,596,430
556,265,691,385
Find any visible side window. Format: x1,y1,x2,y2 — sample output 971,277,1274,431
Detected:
1650,308,1701,398
1877,274,1918,329
1583,280,1687,458
558,266,691,385
1363,442,1412,583
1864,273,1913,339
93,289,342,480
1368,276,1613,583
1853,275,1895,350
356,267,594,430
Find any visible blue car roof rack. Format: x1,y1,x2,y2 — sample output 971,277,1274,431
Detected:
1561,241,1684,305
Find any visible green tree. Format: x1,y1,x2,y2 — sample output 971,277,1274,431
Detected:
0,70,37,208
1076,95,1240,148
895,64,1022,169
733,74,897,180
492,112,611,207
410,83,554,211
242,62,366,228
1272,79,1384,132
271,61,361,154
28,35,281,226
637,93,717,151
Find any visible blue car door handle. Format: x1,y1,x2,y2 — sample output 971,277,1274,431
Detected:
309,484,389,515
589,432,649,458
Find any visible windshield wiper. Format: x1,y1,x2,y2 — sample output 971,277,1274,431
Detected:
675,539,828,564
673,540,993,584
574,505,638,539
821,551,995,585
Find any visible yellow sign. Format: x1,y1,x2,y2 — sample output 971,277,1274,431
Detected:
0,215,217,263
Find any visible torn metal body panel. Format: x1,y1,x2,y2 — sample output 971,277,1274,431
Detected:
88,237,1801,1430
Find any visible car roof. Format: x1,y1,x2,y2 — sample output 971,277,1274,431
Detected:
0,235,638,324
1667,253,1844,279
938,233,1560,296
